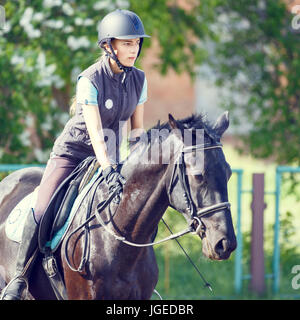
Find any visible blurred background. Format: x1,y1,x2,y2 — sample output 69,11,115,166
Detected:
0,0,300,299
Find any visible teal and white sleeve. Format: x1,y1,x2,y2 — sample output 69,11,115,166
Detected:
76,76,98,105
138,77,147,105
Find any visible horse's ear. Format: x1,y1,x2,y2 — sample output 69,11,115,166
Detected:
169,114,185,130
213,111,229,139
168,114,178,130
168,114,184,140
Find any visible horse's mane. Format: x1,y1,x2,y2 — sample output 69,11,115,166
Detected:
129,113,218,148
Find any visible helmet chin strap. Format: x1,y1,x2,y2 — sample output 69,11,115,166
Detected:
99,38,132,73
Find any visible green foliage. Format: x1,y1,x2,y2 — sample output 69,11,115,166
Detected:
1,0,299,166
204,0,300,165
154,206,299,299
0,0,109,163
0,0,210,163
279,210,299,265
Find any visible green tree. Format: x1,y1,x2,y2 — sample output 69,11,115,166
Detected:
202,0,300,165
1,0,299,165
0,0,210,163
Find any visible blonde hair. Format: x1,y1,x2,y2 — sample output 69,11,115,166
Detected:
69,95,77,117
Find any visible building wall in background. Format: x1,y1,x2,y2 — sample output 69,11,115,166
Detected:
140,40,195,129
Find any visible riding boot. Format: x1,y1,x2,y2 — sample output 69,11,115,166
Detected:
0,209,39,300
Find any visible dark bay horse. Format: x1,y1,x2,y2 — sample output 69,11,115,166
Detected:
0,112,236,299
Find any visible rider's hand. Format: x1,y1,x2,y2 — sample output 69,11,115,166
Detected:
103,165,126,204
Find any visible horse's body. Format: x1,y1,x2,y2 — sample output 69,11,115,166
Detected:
0,167,161,299
0,113,237,300
0,168,57,299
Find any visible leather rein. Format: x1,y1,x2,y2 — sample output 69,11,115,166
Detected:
62,141,231,297
65,142,231,257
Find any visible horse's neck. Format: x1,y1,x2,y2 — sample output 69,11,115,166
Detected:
118,166,168,243
113,141,177,244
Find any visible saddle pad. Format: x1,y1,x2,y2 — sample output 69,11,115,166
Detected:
5,168,102,248
5,187,39,243
47,167,102,251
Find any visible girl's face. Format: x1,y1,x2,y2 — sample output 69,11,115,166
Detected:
108,38,140,71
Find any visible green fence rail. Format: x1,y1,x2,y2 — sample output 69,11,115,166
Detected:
0,164,45,172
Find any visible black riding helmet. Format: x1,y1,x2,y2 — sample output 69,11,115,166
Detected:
97,9,150,72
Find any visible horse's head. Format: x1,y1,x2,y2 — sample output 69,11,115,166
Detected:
166,112,237,260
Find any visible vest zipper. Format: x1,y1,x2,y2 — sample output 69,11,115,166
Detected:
119,72,127,121
121,72,127,93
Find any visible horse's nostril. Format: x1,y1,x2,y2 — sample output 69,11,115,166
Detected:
215,238,228,254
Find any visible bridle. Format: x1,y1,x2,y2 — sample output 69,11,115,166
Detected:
66,140,231,250
65,140,231,293
167,141,231,237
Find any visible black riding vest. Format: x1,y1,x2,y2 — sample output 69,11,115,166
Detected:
52,55,145,163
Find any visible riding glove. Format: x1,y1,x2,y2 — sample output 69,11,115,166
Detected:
103,165,126,204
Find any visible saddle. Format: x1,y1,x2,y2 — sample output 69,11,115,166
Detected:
38,156,100,254
37,157,123,300
35,156,109,300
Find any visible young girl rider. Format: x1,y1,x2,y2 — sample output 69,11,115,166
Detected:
1,9,150,300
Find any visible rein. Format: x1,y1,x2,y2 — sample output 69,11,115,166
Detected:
95,142,231,246
65,184,193,263
65,141,231,293
65,142,230,266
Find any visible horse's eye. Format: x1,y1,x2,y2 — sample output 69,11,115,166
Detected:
194,174,203,182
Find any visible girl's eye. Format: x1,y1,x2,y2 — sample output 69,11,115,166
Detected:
124,41,140,46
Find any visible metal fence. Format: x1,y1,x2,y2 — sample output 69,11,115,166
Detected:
233,166,300,295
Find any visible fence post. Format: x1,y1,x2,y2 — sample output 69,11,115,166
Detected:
250,173,266,295
273,167,282,294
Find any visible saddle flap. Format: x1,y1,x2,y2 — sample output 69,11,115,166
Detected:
51,179,79,237
38,156,97,253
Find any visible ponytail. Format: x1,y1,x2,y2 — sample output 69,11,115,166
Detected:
69,95,76,117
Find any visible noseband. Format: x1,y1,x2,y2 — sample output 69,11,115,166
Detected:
167,141,231,235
